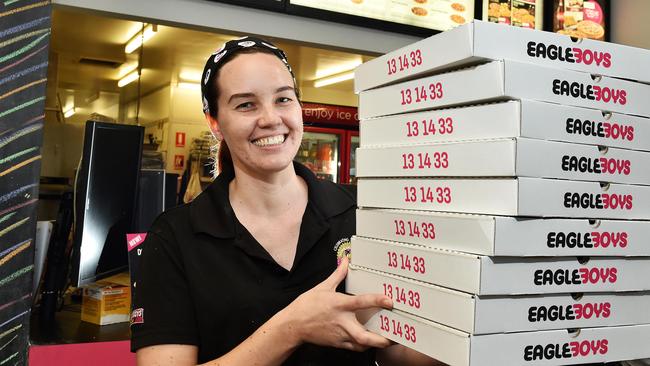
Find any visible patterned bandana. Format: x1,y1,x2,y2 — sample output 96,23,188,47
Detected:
200,36,296,115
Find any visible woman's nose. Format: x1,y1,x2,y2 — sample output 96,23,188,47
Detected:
257,104,282,127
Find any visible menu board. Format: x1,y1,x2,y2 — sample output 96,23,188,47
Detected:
552,0,606,40
483,0,544,30
289,0,475,32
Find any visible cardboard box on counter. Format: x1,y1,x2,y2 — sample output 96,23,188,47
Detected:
358,60,650,120
350,236,650,295
81,281,131,325
357,177,650,219
347,265,650,334
356,137,650,185
356,208,650,256
354,20,650,93
360,100,650,152
361,308,650,366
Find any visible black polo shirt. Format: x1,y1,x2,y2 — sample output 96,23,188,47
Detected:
130,162,372,365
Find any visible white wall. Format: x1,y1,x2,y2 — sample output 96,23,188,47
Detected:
611,0,650,50
40,115,86,179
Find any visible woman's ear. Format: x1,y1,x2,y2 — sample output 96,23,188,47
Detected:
205,113,223,140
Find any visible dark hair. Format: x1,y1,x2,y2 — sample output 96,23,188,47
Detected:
205,47,301,175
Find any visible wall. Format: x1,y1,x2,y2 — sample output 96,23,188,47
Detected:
611,0,650,50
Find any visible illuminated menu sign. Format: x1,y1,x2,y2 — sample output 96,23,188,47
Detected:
484,0,544,30
289,0,475,31
553,0,606,41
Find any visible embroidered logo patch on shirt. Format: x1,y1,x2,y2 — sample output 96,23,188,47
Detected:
333,237,351,265
131,308,144,325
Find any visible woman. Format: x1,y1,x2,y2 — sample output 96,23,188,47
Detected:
131,37,439,366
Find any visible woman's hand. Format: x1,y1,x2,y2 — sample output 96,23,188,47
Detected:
280,257,393,352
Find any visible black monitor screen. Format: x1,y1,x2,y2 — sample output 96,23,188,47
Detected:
71,121,143,286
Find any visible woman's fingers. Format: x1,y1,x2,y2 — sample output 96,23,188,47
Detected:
345,320,392,349
315,256,349,291
343,293,393,311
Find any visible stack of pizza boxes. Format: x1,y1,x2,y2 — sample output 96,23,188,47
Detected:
347,20,650,366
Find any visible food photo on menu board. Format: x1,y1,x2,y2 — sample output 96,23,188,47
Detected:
289,0,474,31
484,0,543,30
553,0,606,40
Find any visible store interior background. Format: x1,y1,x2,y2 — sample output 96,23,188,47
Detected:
40,6,379,222
40,0,650,204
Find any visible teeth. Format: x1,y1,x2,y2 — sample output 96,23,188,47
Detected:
252,135,285,147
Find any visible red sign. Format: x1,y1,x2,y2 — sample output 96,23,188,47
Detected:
174,155,185,170
175,132,186,147
302,103,359,127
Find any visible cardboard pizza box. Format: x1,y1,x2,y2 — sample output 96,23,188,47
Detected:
356,208,650,256
361,308,650,366
357,177,650,219
356,138,650,185
354,20,650,92
360,100,650,152
358,60,650,120
347,265,650,334
350,236,650,295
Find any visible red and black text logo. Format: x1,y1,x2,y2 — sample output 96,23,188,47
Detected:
524,339,609,361
552,79,627,105
566,118,634,141
533,267,618,286
528,302,611,322
527,41,612,68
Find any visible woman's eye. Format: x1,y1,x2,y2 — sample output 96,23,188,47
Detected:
277,97,292,104
236,102,254,110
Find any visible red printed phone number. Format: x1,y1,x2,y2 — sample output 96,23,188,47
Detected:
400,83,443,106
404,186,452,204
383,283,421,309
387,49,423,75
394,219,436,240
402,152,448,170
406,117,454,137
379,314,417,344
387,251,426,274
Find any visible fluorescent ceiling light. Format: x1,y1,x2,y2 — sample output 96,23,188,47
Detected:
315,58,362,79
63,107,75,118
313,71,354,88
118,62,138,79
118,71,139,87
179,70,202,83
125,24,157,54
177,82,200,91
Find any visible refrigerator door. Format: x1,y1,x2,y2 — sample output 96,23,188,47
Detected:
349,134,359,184
295,131,341,183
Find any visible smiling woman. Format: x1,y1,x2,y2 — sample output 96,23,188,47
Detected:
129,37,406,366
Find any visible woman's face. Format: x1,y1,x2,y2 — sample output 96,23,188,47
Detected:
213,52,303,176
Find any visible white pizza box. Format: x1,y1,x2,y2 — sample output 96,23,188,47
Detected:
358,60,650,120
360,100,650,152
356,208,650,256
356,138,650,185
357,177,650,219
350,236,650,295
360,308,650,366
354,20,650,93
347,264,650,334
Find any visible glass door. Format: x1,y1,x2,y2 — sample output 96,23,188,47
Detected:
295,129,342,183
348,133,359,184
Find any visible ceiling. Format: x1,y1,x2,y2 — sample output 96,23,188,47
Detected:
46,7,375,120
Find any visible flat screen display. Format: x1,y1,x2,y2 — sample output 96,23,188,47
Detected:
208,0,286,11
289,0,475,32
71,121,143,286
